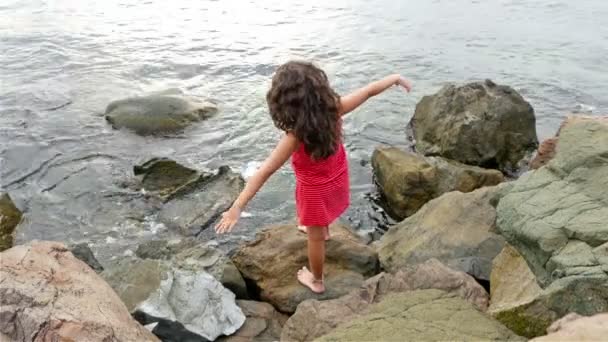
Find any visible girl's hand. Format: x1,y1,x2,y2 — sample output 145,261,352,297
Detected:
215,206,241,234
396,76,413,93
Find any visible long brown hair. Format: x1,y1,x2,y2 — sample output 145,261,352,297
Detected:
266,61,341,160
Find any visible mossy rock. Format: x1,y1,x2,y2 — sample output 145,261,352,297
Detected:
0,193,22,251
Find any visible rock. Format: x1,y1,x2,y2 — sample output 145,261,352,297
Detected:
495,117,608,337
489,244,545,338
317,289,523,342
105,89,217,135
372,146,503,219
102,257,245,341
0,193,22,252
69,243,104,273
532,313,608,342
282,259,489,341
232,223,379,313
159,166,245,236
0,241,158,341
378,185,508,282
136,238,248,299
410,79,538,173
497,117,608,286
218,300,288,342
134,157,200,194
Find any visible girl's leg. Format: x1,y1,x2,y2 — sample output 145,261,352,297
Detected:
297,226,326,293
297,225,330,240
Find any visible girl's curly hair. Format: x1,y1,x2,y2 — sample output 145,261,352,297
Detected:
266,61,341,160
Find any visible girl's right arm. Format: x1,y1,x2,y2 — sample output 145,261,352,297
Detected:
340,74,412,116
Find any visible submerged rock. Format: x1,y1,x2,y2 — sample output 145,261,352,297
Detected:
282,259,488,341
105,89,217,135
102,257,245,341
532,313,608,341
232,223,379,313
410,79,538,173
158,166,244,236
495,116,608,337
378,185,508,282
136,238,248,299
0,193,22,252
0,241,158,341
134,157,200,194
69,242,104,273
316,290,523,342
372,146,503,219
218,300,288,342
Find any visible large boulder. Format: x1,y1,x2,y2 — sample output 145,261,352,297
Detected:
372,146,503,219
282,259,489,341
410,79,538,173
105,89,217,135
159,166,244,236
532,313,608,342
378,185,508,282
0,193,22,252
136,238,248,299
218,300,288,342
495,117,608,336
0,241,158,341
316,290,523,342
102,257,245,341
232,223,379,313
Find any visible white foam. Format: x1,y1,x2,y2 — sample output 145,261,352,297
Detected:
574,103,595,113
241,161,262,180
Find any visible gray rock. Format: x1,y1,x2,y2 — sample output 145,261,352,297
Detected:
69,243,104,273
317,290,523,342
136,238,248,299
159,166,244,236
378,185,508,282
134,157,200,195
410,79,538,173
105,89,217,135
0,193,22,252
218,300,288,342
372,146,503,219
102,257,245,341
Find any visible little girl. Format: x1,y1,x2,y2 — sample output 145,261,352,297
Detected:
216,61,412,293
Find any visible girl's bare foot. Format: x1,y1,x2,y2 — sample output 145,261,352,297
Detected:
298,226,330,240
297,266,325,293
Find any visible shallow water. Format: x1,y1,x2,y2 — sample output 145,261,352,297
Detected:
1,0,607,260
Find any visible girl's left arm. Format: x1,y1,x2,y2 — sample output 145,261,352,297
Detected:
215,132,298,233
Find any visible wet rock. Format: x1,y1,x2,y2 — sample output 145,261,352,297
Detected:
532,313,608,342
136,238,248,299
372,146,503,219
316,289,523,342
410,79,538,173
105,89,217,135
134,157,200,194
0,241,158,341
102,257,245,341
69,242,104,273
159,166,244,236
282,259,488,341
378,185,508,282
232,223,379,313
218,300,288,342
0,193,22,252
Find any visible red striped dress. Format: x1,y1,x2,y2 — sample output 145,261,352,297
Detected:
291,136,350,227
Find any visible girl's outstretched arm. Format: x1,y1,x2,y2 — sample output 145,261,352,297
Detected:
340,74,412,116
215,133,298,234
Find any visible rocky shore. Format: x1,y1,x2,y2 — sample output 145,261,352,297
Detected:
1,81,607,341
